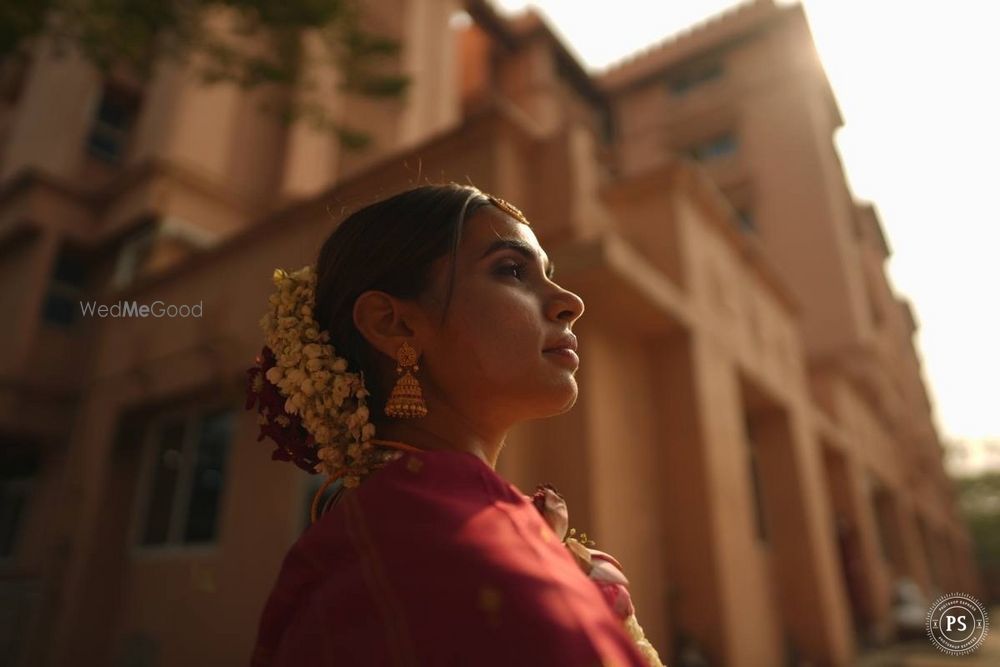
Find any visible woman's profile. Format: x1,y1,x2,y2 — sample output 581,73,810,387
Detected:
245,183,664,665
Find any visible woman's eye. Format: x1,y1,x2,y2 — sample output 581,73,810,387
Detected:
497,262,527,280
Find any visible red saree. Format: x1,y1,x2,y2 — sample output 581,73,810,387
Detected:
251,447,649,666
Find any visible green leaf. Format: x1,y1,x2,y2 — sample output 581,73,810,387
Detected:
1,0,408,144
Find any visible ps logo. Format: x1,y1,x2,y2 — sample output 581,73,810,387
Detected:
926,593,989,655
944,614,968,632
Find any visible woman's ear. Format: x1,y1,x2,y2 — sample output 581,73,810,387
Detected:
352,290,420,360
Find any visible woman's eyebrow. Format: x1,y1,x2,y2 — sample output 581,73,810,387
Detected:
480,238,555,279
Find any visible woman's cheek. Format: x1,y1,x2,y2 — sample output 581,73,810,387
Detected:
475,317,536,381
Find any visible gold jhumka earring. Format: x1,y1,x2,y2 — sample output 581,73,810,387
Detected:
384,340,428,418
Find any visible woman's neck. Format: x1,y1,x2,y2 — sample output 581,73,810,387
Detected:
371,419,506,470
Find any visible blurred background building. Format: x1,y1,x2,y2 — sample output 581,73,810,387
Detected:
0,0,982,665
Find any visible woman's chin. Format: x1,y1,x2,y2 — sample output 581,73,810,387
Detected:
554,390,578,414
531,379,579,417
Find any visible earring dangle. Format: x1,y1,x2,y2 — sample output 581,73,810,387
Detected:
384,340,428,418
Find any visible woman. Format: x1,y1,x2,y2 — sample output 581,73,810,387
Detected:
246,184,664,666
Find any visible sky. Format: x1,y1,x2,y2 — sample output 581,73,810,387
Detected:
492,0,1000,472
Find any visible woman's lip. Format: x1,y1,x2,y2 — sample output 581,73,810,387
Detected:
543,348,580,365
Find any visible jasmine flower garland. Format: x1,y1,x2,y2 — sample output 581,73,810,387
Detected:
246,265,383,488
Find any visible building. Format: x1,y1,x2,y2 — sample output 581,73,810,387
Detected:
0,1,979,665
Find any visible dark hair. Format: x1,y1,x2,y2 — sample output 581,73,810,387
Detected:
313,183,494,418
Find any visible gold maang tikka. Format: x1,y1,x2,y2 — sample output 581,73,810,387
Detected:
384,340,428,418
487,195,530,225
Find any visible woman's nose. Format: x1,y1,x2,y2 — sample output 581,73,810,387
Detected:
548,286,585,325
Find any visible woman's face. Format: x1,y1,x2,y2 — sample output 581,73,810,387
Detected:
415,207,585,424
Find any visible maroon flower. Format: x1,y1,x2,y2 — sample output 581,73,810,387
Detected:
245,345,320,474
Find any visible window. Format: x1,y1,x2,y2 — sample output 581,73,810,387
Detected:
872,493,893,562
0,52,30,105
747,448,768,543
42,246,88,327
111,220,158,290
0,478,31,558
869,476,897,565
86,83,141,164
745,417,768,544
0,446,39,559
689,133,737,161
668,62,723,96
136,406,234,548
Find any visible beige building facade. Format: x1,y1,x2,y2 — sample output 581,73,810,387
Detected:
0,1,979,665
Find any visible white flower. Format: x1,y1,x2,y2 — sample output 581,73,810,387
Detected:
260,263,381,490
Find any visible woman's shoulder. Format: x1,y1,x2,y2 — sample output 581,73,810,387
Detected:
254,448,647,665
315,448,553,574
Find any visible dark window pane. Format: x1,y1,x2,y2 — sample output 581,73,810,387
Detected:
745,425,768,544
872,487,894,562
87,127,126,163
0,448,38,558
42,291,77,326
0,52,30,104
141,420,186,546
86,86,139,164
0,483,29,557
0,447,39,480
96,94,132,129
52,252,87,286
183,408,233,543
43,247,90,327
